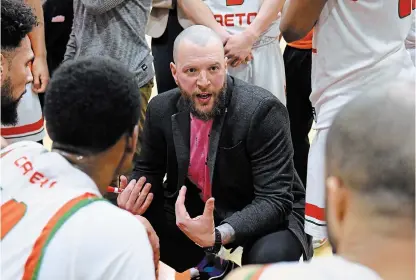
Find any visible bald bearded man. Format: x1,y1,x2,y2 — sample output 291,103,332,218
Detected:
226,78,415,280
122,25,311,275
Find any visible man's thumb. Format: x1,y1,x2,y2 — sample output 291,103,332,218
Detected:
203,198,215,216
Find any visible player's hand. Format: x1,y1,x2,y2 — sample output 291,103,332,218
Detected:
117,176,153,215
31,56,50,93
135,215,160,279
175,186,216,248
224,31,257,68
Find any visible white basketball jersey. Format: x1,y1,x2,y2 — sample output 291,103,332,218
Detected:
405,12,416,65
252,256,382,280
0,141,104,279
1,85,44,143
311,0,415,129
204,0,261,34
1,141,155,280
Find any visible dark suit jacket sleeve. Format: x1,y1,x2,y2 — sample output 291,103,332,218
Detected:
131,99,167,225
222,98,295,244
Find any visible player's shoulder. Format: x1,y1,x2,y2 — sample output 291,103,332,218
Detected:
73,200,148,239
1,141,45,155
226,257,382,280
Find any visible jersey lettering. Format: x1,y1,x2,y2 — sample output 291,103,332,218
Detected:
399,0,415,18
214,12,257,26
1,199,27,240
226,0,244,6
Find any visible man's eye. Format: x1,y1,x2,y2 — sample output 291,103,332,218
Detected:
186,68,197,73
210,66,219,71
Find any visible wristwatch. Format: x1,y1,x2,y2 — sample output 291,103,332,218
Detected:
205,228,222,254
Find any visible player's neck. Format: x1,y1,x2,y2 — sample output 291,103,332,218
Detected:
52,147,115,194
76,160,116,195
340,226,415,280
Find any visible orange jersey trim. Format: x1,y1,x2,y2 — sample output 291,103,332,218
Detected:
287,29,314,50
22,193,104,280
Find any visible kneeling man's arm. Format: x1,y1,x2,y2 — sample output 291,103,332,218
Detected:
222,98,295,244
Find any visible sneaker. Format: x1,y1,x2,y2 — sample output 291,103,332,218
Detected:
192,254,239,280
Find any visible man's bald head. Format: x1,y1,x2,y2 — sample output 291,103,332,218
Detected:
326,78,415,219
173,25,224,63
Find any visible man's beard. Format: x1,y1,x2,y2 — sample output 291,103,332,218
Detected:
180,81,227,121
1,78,23,126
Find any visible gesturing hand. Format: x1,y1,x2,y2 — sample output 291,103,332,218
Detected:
135,215,160,279
117,176,153,215
31,56,49,93
175,186,216,248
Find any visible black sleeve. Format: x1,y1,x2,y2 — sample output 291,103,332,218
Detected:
222,98,295,244
131,99,167,229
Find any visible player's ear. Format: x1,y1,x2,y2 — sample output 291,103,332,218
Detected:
1,53,7,86
126,125,139,154
326,176,347,239
124,125,138,154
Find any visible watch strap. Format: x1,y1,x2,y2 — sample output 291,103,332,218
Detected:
205,228,222,254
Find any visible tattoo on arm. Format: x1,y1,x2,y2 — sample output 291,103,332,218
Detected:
216,223,236,245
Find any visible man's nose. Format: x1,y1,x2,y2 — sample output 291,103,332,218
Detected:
196,71,210,88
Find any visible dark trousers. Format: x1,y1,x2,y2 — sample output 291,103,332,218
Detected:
283,45,313,186
144,187,303,272
151,9,183,94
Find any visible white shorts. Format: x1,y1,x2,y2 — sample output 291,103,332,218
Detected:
227,39,286,106
305,128,328,239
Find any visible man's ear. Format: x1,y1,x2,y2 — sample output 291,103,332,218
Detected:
325,176,348,240
1,53,7,86
224,56,228,72
127,125,139,154
170,62,179,85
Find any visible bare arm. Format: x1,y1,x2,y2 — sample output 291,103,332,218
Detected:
178,0,230,43
80,0,127,14
245,0,285,39
280,0,326,43
25,0,46,58
25,0,49,93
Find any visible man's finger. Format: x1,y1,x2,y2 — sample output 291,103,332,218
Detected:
175,186,190,224
38,76,49,93
137,193,153,215
126,177,146,210
132,183,152,214
119,175,128,189
32,75,41,91
203,197,215,217
117,179,136,208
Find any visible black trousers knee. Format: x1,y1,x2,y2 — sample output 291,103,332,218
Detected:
242,227,303,264
151,9,183,94
283,45,313,187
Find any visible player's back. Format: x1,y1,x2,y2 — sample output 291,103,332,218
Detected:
311,0,415,129
1,141,155,280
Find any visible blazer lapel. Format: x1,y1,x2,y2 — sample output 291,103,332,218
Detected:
171,99,191,191
207,112,227,186
207,75,235,186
